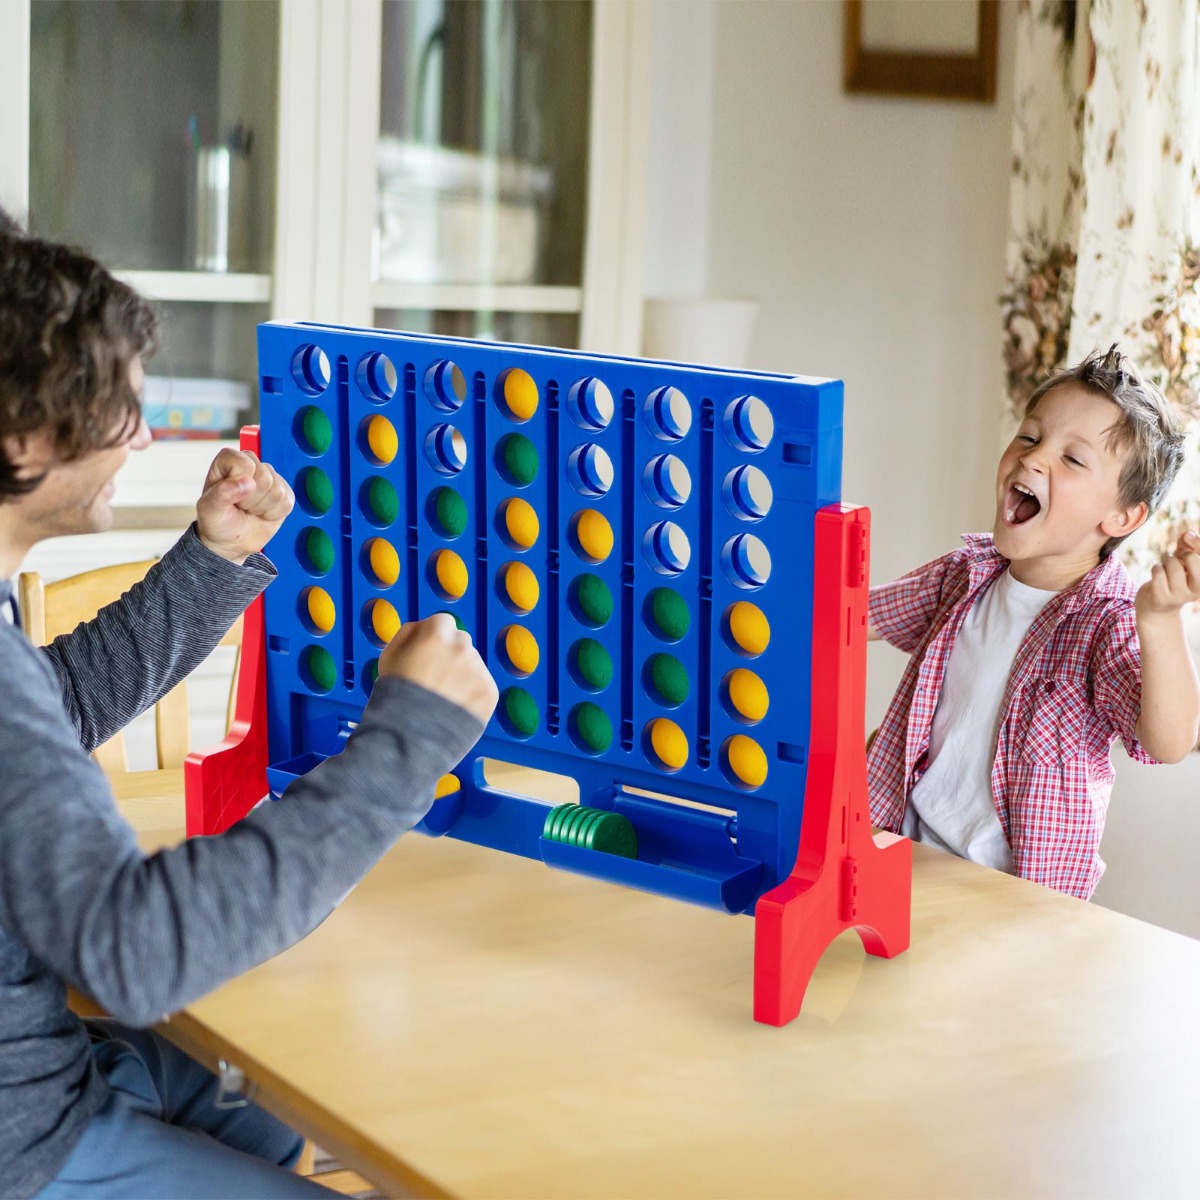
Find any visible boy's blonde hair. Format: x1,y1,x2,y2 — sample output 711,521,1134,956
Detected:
1025,345,1186,557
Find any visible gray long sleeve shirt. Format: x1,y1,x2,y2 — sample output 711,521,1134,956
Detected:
0,527,482,1198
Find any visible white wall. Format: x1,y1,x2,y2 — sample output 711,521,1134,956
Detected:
646,0,1200,939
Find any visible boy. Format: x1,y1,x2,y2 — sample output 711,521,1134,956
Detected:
0,212,498,1197
868,346,1197,900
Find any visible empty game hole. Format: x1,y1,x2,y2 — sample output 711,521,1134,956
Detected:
425,424,468,475
568,573,613,628
361,537,401,588
292,344,330,395
567,443,614,497
644,454,692,508
644,386,692,441
298,467,334,516
425,359,467,411
361,476,400,527
723,465,773,520
359,414,398,466
356,352,397,403
298,527,334,577
567,377,615,431
294,406,332,456
723,534,772,589
724,395,774,453
644,521,691,575
497,368,539,421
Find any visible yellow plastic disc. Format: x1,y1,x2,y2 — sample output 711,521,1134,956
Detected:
434,549,469,599
573,509,613,563
726,735,768,788
435,774,461,799
370,599,401,645
503,497,540,549
727,668,769,723
649,717,688,771
366,415,398,464
502,624,540,676
728,601,771,656
502,368,539,420
305,587,336,633
367,538,400,587
504,562,540,613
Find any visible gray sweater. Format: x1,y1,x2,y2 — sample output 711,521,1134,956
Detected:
0,527,482,1198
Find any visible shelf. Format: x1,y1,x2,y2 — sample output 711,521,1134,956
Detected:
114,271,273,305
371,283,583,315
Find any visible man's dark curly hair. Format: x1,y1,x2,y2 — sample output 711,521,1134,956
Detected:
0,207,158,500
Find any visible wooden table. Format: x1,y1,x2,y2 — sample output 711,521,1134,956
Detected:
111,769,1200,1199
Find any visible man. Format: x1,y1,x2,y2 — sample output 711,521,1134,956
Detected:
0,211,498,1197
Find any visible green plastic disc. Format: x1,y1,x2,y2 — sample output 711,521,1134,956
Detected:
303,468,333,515
300,406,332,454
366,476,399,525
573,573,613,627
649,587,689,641
590,812,638,858
647,652,689,706
573,703,612,753
432,486,468,537
305,645,336,693
500,433,539,485
573,638,613,691
543,804,571,840
435,608,467,632
577,808,607,848
304,527,334,575
502,686,539,738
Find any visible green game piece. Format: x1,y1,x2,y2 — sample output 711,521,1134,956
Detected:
306,645,336,693
574,573,613,627
303,468,333,515
649,587,689,641
304,527,334,575
573,638,613,691
432,486,468,536
435,608,467,632
561,807,591,846
300,406,332,454
550,804,576,842
578,808,607,848
573,702,612,753
366,476,399,525
368,658,379,685
502,686,539,737
499,433,539,485
647,652,689,706
590,811,638,859
543,804,571,840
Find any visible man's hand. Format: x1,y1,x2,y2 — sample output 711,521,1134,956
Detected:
196,449,294,564
378,613,499,725
1136,531,1200,618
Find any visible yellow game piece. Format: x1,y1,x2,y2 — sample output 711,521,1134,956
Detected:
727,668,769,723
305,587,336,633
367,538,400,586
573,508,613,563
366,415,398,464
504,562,540,613
370,599,401,644
502,624,540,676
649,717,688,771
726,734,768,788
728,601,770,656
434,550,469,599
503,498,540,549
435,774,461,799
502,368,539,420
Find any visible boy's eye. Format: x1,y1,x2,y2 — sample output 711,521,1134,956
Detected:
1017,434,1037,444
1064,455,1084,467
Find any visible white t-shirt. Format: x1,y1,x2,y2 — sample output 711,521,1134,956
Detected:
901,568,1057,871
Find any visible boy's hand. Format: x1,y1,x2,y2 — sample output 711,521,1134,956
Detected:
1136,531,1200,618
196,449,294,564
378,613,499,725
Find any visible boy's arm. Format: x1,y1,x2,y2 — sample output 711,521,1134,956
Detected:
1132,533,1200,763
868,549,959,653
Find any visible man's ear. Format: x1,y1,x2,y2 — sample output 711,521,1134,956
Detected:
1101,499,1149,540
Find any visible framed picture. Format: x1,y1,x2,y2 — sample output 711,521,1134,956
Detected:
843,0,999,103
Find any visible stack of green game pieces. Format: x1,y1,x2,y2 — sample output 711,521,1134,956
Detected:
541,804,637,859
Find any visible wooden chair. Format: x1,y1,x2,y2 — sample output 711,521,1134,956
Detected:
17,561,242,772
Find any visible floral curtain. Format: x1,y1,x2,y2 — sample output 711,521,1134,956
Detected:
1002,0,1200,579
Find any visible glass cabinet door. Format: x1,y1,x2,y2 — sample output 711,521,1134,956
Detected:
373,0,592,348
29,0,279,438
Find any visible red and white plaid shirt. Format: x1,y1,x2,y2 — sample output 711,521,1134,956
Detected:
868,533,1157,900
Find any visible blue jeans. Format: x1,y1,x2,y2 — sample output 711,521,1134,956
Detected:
36,1020,334,1198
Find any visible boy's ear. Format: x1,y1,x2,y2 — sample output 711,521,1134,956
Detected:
1101,500,1149,540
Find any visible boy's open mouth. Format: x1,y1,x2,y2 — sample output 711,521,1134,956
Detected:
1003,482,1042,526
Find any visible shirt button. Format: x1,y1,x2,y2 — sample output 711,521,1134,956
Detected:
1044,679,1056,693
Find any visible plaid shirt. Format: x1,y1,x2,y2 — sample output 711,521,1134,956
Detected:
868,533,1157,900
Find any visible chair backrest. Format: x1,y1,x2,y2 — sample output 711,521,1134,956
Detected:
17,560,242,772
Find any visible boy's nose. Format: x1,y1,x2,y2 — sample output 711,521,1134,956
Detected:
128,415,152,451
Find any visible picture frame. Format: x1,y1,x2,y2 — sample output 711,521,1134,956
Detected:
843,0,999,103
